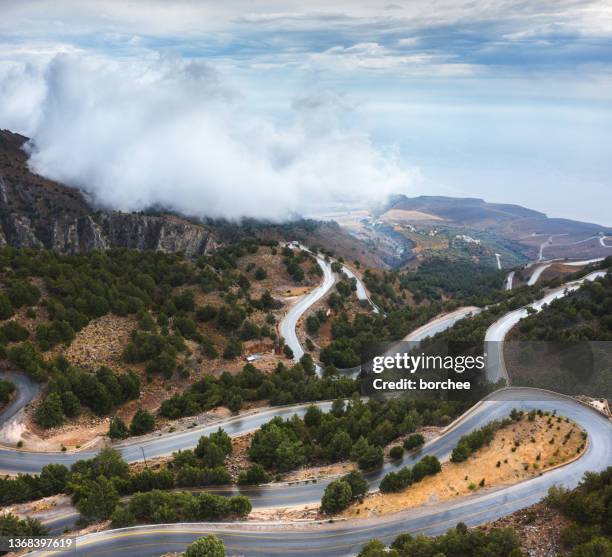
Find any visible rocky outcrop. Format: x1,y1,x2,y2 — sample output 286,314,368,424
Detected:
98,212,217,256
0,129,218,256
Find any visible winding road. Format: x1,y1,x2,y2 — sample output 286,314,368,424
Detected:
278,251,335,362
0,370,40,444
32,387,612,556
4,255,608,556
485,270,607,383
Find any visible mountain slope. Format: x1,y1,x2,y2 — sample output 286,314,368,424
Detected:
0,130,217,256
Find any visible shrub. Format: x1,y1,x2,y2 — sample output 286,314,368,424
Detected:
342,470,368,499
389,446,404,460
238,464,270,486
321,479,352,514
35,393,64,428
358,445,384,471
129,408,155,436
185,535,226,557
403,433,425,451
108,417,129,439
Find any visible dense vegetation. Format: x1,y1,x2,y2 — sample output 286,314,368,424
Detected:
319,302,448,368
33,358,140,428
379,455,441,493
110,489,251,527
357,522,524,557
0,242,291,381
399,257,505,304
160,362,359,419
546,467,612,556
0,429,236,512
0,243,353,430
507,271,612,397
0,514,48,555
514,273,612,342
248,397,464,473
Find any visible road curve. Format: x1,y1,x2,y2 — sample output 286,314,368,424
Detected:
403,306,481,345
33,387,612,557
485,270,607,383
341,266,379,314
0,402,335,475
527,263,552,286
0,370,41,441
278,253,335,362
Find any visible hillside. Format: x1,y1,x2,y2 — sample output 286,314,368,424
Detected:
378,195,611,265
0,130,219,256
0,129,385,268
505,271,612,398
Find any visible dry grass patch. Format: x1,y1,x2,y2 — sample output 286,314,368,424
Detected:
343,414,585,519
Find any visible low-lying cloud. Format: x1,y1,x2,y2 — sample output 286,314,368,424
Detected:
0,54,417,220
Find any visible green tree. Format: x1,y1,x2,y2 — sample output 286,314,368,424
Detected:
129,408,155,436
342,470,368,499
321,479,352,514
223,337,243,359
35,392,64,428
238,464,270,485
358,445,384,471
404,433,425,451
108,417,129,439
185,535,226,557
72,476,119,522
60,391,81,418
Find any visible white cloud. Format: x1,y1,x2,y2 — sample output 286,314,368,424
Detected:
307,42,476,76
0,53,418,221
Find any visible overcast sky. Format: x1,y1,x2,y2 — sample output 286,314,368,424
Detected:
0,0,611,224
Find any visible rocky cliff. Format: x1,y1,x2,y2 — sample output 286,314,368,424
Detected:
0,130,217,256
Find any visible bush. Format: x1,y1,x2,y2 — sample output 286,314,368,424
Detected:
129,408,155,436
358,445,384,471
185,535,226,557
238,464,270,486
0,513,47,537
35,392,64,428
321,479,353,514
71,476,119,523
403,433,425,451
223,337,242,359
0,293,14,320
0,379,16,405
389,446,404,459
108,417,129,439
380,456,441,493
342,470,368,499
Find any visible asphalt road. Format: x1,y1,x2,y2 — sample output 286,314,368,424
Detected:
402,306,481,345
0,402,337,475
505,271,514,290
0,370,40,427
485,270,607,383
341,266,379,314
15,264,612,556
33,387,612,556
278,250,335,362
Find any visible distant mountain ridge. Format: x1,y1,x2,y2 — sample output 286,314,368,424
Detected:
384,194,609,236
381,194,611,263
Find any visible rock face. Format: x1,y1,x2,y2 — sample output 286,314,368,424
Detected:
0,129,217,256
